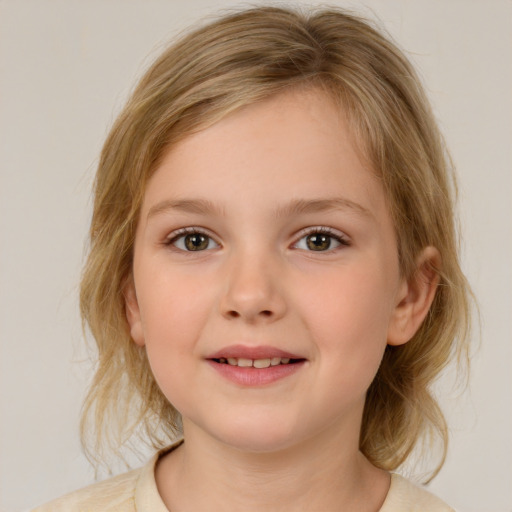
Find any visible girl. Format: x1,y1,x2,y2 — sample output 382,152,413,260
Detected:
34,5,471,511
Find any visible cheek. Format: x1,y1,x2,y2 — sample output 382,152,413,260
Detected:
137,261,214,339
138,297,203,412
297,265,396,373
134,266,216,394
305,263,394,329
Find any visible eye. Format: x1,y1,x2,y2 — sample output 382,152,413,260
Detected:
294,228,349,252
166,229,219,252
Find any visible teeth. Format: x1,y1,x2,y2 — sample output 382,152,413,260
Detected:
253,358,271,369
220,357,294,367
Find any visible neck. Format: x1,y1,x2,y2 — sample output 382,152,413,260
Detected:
155,421,390,512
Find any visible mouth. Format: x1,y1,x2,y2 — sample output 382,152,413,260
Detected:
211,357,305,368
206,345,307,386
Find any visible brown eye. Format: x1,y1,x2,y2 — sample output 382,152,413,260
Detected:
294,229,347,252
306,233,332,251
169,230,219,252
184,233,210,251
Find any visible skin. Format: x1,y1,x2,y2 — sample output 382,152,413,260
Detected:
125,87,440,511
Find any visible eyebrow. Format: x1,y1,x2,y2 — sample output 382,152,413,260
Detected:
147,197,372,220
147,199,222,219
273,197,372,219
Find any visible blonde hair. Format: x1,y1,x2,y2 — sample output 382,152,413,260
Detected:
80,5,472,478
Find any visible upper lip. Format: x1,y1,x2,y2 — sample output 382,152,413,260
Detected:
207,344,305,360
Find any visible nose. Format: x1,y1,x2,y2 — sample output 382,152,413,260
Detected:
219,251,287,323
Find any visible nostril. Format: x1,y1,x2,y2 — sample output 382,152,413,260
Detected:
225,309,273,319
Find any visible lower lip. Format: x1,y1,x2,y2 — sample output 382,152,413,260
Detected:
207,360,305,386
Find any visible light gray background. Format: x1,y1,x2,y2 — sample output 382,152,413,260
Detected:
1,1,511,511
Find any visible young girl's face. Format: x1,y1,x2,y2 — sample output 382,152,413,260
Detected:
126,88,410,453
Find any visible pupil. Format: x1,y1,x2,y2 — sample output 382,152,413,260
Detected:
307,234,330,251
185,233,208,251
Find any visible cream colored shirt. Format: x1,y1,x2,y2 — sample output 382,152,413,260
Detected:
32,443,454,512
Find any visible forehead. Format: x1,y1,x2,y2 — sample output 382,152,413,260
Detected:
141,87,386,222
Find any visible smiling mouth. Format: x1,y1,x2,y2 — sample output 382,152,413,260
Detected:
212,357,305,368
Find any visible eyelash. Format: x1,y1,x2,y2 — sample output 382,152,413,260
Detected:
164,226,350,252
295,226,351,251
164,227,218,251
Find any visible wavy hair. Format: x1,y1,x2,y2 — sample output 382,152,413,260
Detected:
80,5,472,479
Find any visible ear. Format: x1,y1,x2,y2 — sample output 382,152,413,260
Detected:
123,276,145,347
387,246,441,346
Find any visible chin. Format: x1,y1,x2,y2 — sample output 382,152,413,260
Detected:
210,417,302,454
182,402,316,454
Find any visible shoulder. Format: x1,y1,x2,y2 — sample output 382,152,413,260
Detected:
379,473,455,512
31,467,142,512
31,441,183,512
